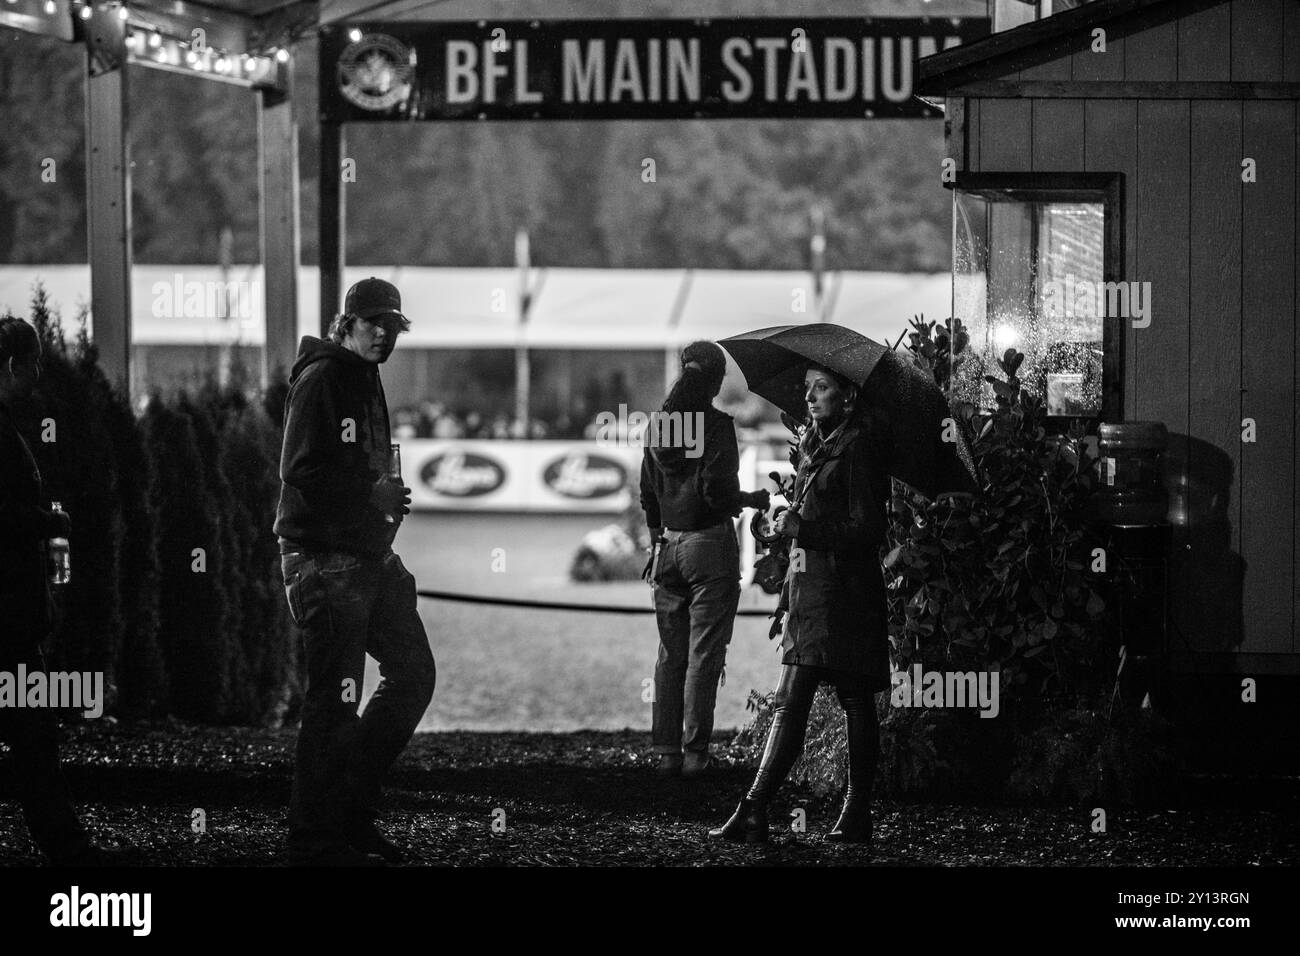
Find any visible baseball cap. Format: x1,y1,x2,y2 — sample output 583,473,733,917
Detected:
345,277,405,321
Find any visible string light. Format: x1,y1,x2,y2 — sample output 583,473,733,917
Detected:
45,0,58,12
105,17,280,87
78,3,91,19
348,28,362,42
117,4,128,20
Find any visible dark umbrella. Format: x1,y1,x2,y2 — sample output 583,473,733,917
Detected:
719,324,980,500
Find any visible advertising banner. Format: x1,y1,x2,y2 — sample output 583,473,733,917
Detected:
404,439,643,512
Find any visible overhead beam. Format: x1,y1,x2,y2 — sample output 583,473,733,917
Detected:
0,0,75,41
120,0,259,55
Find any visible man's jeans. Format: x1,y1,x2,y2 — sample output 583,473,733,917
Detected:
282,549,436,856
651,523,741,756
0,645,88,863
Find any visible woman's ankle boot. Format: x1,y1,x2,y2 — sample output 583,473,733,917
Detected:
825,794,872,844
709,798,769,843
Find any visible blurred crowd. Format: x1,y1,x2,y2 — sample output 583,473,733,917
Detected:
391,402,590,441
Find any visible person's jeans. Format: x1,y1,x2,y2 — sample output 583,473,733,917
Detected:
651,523,741,756
282,549,436,856
0,646,89,863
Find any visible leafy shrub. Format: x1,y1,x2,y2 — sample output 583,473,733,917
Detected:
734,316,1173,805
884,316,1112,702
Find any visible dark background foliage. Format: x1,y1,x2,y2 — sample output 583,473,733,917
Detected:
0,27,950,273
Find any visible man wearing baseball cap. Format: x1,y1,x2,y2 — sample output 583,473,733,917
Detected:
274,277,436,866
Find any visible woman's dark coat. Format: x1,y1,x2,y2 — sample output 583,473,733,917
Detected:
780,415,892,691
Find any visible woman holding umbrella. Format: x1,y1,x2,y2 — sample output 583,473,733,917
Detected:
710,362,890,843
711,324,977,845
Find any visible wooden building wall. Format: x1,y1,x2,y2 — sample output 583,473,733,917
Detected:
949,0,1300,670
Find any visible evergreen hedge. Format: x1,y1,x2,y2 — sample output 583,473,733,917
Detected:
3,286,298,726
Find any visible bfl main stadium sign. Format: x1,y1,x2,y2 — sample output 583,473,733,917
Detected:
320,18,990,122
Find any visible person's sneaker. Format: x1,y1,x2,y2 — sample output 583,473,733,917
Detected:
288,845,387,867
655,754,683,778
346,820,406,865
682,752,718,779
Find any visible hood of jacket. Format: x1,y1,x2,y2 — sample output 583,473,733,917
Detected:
289,336,374,384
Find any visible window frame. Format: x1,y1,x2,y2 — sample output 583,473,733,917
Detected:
948,171,1125,425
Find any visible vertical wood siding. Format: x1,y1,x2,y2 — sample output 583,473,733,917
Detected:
959,0,1298,659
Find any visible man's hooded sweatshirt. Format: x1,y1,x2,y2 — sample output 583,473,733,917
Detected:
274,336,396,555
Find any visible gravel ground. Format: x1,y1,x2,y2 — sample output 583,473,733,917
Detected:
1,722,1296,866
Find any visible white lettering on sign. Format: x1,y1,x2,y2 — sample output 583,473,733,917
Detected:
548,34,942,105
546,454,624,498
430,452,503,495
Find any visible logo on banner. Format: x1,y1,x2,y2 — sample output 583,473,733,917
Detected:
337,33,416,111
543,453,627,499
421,451,506,497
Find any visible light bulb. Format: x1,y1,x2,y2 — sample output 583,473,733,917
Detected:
44,0,57,14
117,4,128,20
149,31,161,49
348,28,362,42
79,4,91,19
275,47,289,63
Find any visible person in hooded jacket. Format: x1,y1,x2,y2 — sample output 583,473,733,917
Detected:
710,363,891,846
275,278,437,866
640,341,769,779
0,317,129,865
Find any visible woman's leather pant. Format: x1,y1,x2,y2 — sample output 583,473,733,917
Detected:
746,663,879,807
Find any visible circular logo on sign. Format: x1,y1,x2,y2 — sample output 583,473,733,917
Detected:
542,453,627,500
337,33,415,112
421,451,506,497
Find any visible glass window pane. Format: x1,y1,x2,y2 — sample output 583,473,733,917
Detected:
952,191,1105,417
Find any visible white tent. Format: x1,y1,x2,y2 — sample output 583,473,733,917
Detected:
0,264,952,351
